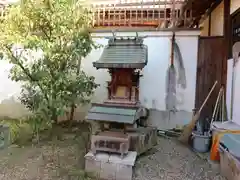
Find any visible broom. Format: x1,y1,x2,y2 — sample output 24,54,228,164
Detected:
165,32,177,111
165,1,176,111
178,81,218,144
173,41,187,89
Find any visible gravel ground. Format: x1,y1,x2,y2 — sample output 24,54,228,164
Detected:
134,137,226,180
0,136,226,180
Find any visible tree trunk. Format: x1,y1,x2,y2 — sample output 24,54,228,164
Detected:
69,58,81,121
52,112,58,124
69,104,75,122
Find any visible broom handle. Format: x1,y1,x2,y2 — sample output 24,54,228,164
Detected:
199,81,218,113
230,60,236,120
209,87,223,128
170,33,175,65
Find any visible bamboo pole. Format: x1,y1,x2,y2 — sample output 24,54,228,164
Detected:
209,87,223,128
179,81,218,144
172,0,176,27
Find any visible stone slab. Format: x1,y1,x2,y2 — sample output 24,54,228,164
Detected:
109,151,137,166
116,164,133,180
85,151,137,180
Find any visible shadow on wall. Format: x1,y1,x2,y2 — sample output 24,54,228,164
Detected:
148,109,192,130
58,105,91,122
0,96,93,121
0,96,29,119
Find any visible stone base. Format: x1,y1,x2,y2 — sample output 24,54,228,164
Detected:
91,127,157,156
85,151,137,180
127,127,157,155
91,131,130,158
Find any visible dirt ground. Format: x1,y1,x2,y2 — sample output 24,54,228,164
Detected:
0,134,225,180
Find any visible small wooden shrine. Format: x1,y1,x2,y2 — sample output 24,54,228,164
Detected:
86,34,157,156
85,34,157,180
87,35,148,130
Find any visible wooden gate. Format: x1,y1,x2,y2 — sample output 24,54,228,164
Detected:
195,36,225,122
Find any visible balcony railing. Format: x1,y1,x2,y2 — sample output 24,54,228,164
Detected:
0,0,193,29
90,0,192,28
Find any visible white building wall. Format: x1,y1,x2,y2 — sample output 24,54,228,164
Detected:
227,58,240,126
0,30,200,129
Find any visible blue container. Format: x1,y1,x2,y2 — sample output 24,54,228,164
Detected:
220,133,240,159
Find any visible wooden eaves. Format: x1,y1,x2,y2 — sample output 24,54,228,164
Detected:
178,0,223,28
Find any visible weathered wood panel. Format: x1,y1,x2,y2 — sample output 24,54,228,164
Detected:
229,8,240,58
195,36,225,123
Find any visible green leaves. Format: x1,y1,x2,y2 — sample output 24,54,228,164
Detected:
0,0,98,123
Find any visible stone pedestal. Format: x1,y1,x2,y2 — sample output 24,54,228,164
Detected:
91,131,130,158
105,127,158,155
85,151,137,180
127,127,157,155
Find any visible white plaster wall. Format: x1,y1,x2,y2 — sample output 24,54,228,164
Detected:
233,62,240,126
0,61,21,101
226,59,233,121
227,58,240,126
77,30,200,129
81,38,110,103
0,30,200,129
139,36,198,111
83,31,199,110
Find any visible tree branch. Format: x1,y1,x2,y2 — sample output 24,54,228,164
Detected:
39,25,51,41
5,46,49,102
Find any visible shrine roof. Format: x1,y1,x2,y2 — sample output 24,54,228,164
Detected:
93,37,148,69
86,103,140,124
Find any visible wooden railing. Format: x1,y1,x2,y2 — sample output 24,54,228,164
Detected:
91,0,192,28
0,1,193,28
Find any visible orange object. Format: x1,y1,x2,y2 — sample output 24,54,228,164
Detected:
210,130,240,161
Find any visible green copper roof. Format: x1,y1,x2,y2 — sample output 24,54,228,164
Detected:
86,104,139,124
93,38,148,69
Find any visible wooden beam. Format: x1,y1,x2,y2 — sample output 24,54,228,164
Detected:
180,0,222,28
181,0,194,13
192,0,223,29
205,0,223,17
208,13,211,36
189,0,211,17
93,1,184,8
222,0,231,88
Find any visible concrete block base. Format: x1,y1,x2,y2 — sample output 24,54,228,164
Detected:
85,151,137,180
